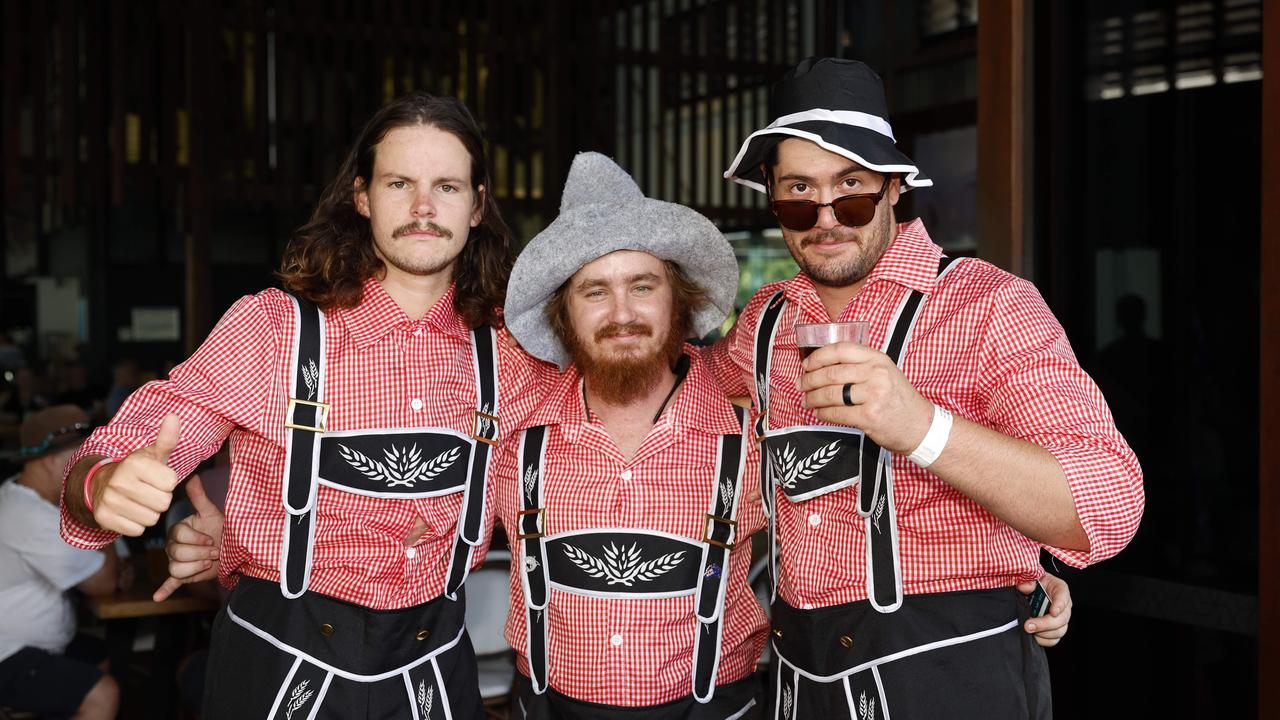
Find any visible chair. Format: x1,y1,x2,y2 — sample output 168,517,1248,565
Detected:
465,550,516,718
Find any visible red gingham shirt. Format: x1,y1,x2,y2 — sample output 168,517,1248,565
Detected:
61,278,547,609
494,349,769,706
704,219,1144,609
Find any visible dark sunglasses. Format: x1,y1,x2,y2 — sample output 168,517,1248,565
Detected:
765,172,895,232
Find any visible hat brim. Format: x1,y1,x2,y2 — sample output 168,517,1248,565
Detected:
724,122,931,193
505,200,739,369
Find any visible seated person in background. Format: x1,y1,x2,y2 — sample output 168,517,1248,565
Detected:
0,405,123,720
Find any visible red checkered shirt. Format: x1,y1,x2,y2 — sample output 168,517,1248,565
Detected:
61,278,548,609
494,349,769,706
704,218,1144,609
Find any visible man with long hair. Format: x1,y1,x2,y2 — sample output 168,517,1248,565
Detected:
58,92,545,719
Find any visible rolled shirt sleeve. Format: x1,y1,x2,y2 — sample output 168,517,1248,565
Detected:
61,294,279,549
979,277,1145,567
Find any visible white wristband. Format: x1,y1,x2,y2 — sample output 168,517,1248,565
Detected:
907,404,953,468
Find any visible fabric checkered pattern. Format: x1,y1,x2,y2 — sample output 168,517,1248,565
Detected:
61,278,548,610
704,218,1144,609
493,349,769,707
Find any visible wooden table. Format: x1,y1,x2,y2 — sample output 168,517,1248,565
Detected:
86,586,218,620
88,585,219,719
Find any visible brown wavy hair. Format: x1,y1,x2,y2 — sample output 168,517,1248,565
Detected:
277,93,515,327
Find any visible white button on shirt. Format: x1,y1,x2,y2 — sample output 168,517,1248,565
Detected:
410,398,424,411
808,513,821,527
610,633,623,647
620,469,633,482
405,546,417,559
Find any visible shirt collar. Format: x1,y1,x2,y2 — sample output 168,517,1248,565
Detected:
335,277,469,349
521,346,742,441
783,218,943,313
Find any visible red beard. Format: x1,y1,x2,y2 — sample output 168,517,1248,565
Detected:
565,321,685,406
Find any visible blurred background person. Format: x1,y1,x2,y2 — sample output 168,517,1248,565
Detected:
0,405,125,720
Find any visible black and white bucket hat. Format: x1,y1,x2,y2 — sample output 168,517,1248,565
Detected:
724,57,931,193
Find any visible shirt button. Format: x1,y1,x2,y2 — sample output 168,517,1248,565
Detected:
413,328,425,337
410,398,424,411
405,546,417,559
620,469,633,482
609,633,623,647
808,513,822,526
802,603,814,610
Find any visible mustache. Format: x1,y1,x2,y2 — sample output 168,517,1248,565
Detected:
392,221,453,239
594,323,652,341
799,227,858,248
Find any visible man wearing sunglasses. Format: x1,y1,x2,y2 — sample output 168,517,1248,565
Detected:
708,58,1144,718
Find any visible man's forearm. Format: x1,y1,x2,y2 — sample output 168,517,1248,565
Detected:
927,416,1089,551
62,454,111,529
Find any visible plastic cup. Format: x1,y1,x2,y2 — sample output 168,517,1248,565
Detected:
794,321,870,358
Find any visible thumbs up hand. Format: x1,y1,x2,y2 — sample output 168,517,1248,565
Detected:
89,414,183,536
153,474,225,603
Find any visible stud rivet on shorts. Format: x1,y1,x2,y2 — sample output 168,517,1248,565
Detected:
839,634,854,648
319,623,334,636
416,629,431,641
771,628,783,639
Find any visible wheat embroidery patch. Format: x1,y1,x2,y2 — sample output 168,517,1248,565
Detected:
524,555,539,573
522,464,538,504
300,359,319,400
771,440,842,490
338,443,460,488
858,691,877,720
417,679,434,719
719,476,734,509
562,542,686,586
474,402,495,438
284,678,314,720
872,494,887,534
781,684,794,720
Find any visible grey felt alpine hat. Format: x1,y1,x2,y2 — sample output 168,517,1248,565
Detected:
505,152,739,369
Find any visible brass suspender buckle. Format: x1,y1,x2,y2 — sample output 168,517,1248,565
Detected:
285,398,331,433
516,508,546,540
702,513,738,550
472,409,500,447
749,406,768,444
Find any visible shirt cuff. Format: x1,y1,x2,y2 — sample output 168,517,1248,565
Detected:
1040,442,1144,568
59,499,119,550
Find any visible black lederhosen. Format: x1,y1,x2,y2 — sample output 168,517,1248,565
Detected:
514,407,761,718
202,295,501,720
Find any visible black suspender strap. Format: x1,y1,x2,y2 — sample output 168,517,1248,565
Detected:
518,425,551,694
864,255,959,613
690,405,750,703
280,295,330,598
444,325,502,599
752,291,787,602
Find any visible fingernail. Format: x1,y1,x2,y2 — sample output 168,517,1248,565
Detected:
1026,623,1037,632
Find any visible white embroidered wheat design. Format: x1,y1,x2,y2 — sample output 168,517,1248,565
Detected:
872,494,887,534
338,444,460,488
417,679,433,719
771,440,842,490
522,464,538,503
524,555,539,573
474,402,494,437
781,684,794,720
719,477,734,509
284,678,314,720
859,691,876,720
562,542,686,586
300,359,319,400
756,373,769,405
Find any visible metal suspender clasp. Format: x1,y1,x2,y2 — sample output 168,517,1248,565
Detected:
285,397,331,433
471,408,500,446
516,507,546,540
702,513,738,550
